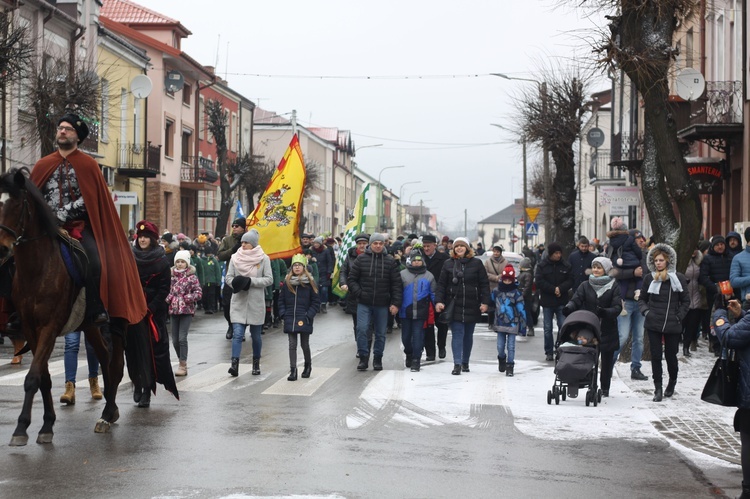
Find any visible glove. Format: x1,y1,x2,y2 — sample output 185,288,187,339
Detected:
596,306,605,318
562,306,572,317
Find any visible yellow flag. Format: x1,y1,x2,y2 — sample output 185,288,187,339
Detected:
247,134,306,259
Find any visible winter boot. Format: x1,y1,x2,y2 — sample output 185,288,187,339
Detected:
373,356,383,371
226,325,233,340
690,340,697,351
288,367,298,381
88,377,103,400
451,364,462,375
740,482,750,499
506,363,514,377
175,361,187,376
461,363,470,373
228,357,239,377
405,355,412,368
498,356,507,373
60,381,75,405
357,355,369,371
653,382,663,402
301,362,312,378
320,303,327,314
410,359,420,372
664,378,676,398
252,358,261,375
138,388,151,408
527,326,535,337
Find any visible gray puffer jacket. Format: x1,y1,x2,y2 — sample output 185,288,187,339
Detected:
639,243,690,334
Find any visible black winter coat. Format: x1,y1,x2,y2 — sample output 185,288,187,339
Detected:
699,247,734,298
568,249,596,292
278,280,320,334
535,254,574,308
435,257,491,324
425,249,450,279
348,248,402,308
339,247,362,314
564,279,622,352
313,245,335,287
132,245,171,316
639,244,690,335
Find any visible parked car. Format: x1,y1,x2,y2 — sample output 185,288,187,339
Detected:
478,250,540,325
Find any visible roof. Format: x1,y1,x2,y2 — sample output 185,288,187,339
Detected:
254,108,291,125
101,0,191,36
479,202,544,224
309,127,338,143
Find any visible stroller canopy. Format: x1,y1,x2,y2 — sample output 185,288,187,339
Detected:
557,310,602,345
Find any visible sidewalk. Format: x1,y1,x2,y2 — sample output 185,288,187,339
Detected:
617,336,740,465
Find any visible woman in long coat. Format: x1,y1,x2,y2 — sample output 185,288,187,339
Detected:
225,229,273,377
435,237,491,375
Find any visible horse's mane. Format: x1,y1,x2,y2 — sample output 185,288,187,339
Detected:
0,167,62,237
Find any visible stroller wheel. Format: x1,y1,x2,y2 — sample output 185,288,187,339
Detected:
593,392,599,407
585,391,591,407
555,392,560,405
547,390,552,405
562,388,567,401
552,386,558,397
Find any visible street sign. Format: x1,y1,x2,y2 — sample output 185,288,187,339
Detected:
511,235,519,243
526,222,539,236
525,207,541,223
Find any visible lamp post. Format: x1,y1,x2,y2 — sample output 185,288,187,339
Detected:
492,73,550,241
398,181,421,233
491,123,528,247
377,165,405,233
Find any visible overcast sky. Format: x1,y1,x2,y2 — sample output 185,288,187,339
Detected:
154,0,606,230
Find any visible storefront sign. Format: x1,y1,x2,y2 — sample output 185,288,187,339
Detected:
112,191,138,205
198,210,221,218
686,157,724,194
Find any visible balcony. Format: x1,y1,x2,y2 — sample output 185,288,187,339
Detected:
610,132,644,175
181,156,219,190
587,150,629,184
115,142,160,178
677,81,744,152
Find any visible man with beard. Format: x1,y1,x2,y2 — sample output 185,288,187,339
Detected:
26,114,146,339
422,234,450,359
218,217,247,338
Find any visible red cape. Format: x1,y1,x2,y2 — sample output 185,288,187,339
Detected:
30,149,147,325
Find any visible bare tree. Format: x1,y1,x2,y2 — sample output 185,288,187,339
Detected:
204,99,232,237
0,12,32,87
517,66,589,254
590,0,701,271
297,159,322,236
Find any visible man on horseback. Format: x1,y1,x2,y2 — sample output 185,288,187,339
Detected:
26,113,146,328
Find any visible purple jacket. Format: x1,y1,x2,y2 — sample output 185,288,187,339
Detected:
166,265,203,316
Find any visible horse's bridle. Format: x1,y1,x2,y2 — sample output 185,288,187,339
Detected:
0,189,45,259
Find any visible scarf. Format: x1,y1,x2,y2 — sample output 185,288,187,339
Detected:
497,281,516,293
407,264,426,274
132,243,166,267
588,274,615,297
648,269,683,294
231,245,265,277
289,275,311,286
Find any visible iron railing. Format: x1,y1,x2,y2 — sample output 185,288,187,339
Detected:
689,80,743,125
587,150,627,182
181,156,219,184
115,141,160,175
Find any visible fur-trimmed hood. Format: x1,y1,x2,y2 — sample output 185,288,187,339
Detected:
606,229,630,239
646,243,677,273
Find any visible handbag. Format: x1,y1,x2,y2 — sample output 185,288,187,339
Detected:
437,299,455,324
701,347,740,407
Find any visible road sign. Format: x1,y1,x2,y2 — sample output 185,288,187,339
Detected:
511,235,519,243
526,222,539,236
525,207,541,223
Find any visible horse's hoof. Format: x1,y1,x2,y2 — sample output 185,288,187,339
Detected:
94,419,111,434
36,433,53,444
9,435,28,446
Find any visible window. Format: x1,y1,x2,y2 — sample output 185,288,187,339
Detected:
164,119,174,157
494,228,506,241
199,97,205,140
182,83,191,106
181,128,193,160
716,14,725,79
100,79,110,143
686,28,694,68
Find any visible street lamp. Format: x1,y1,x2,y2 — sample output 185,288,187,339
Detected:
398,181,421,234
492,73,550,241
377,165,405,233
491,123,528,247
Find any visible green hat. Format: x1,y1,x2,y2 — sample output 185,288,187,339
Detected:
291,254,307,267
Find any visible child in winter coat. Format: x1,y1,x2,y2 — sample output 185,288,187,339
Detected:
278,254,321,381
492,264,527,377
398,248,436,372
165,250,203,376
607,218,643,271
517,257,535,336
200,250,222,314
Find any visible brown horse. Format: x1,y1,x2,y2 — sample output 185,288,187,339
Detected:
0,168,125,445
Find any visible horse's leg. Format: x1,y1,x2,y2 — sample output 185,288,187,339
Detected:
92,319,125,433
84,322,116,433
36,363,55,444
10,330,56,446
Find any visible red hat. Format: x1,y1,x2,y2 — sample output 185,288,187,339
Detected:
136,220,159,240
501,264,516,281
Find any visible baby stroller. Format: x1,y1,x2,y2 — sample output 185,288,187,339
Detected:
546,310,602,407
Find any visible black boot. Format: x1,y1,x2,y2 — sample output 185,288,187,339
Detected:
373,356,383,371
357,355,369,371
451,364,462,375
653,383,663,402
410,359,420,372
226,325,233,340
287,367,298,381
683,346,691,357
461,363,470,373
301,362,312,378
498,356,507,373
740,482,750,499
137,388,151,408
664,378,676,397
252,358,261,375
133,386,143,404
506,363,514,377
405,355,412,368
228,357,239,377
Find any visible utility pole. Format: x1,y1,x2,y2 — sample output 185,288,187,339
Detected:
291,109,297,137
522,136,528,247
464,209,468,238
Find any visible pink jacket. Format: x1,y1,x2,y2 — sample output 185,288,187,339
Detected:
165,265,203,316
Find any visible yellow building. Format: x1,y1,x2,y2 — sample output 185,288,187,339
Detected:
96,24,151,231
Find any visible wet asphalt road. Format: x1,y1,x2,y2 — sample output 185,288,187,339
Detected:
0,306,739,498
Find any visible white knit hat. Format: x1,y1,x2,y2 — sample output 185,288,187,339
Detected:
174,250,191,265
453,237,471,249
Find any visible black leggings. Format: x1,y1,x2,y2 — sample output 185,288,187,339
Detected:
288,332,311,368
647,330,680,384
683,308,709,345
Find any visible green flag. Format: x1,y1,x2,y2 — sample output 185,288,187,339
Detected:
332,184,370,298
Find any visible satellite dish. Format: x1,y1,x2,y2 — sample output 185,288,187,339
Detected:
586,127,605,148
675,68,705,101
130,75,153,99
165,70,185,93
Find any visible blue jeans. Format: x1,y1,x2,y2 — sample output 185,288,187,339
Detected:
319,285,329,305
497,332,516,364
401,317,425,360
543,306,564,355
64,331,99,383
232,323,263,359
615,298,644,371
356,304,389,358
450,321,476,364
